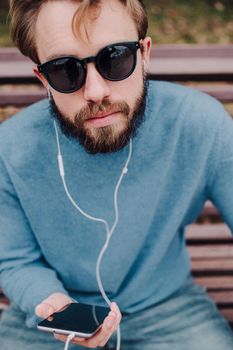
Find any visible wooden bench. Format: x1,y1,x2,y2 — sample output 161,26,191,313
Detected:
0,203,232,327
1,45,233,107
187,225,233,326
0,45,233,327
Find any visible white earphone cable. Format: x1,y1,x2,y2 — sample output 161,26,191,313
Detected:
64,332,76,350
54,120,132,350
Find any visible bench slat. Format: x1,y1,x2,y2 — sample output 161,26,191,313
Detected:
208,291,233,304
187,224,232,240
2,45,233,61
150,45,233,59
0,90,46,106
195,276,233,289
217,309,233,322
192,259,233,272
188,245,233,259
1,84,233,107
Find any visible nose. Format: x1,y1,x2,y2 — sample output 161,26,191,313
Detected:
83,63,111,103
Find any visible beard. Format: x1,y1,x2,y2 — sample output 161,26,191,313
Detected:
49,77,149,154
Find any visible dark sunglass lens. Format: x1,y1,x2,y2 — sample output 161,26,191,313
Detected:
45,58,85,92
98,45,135,81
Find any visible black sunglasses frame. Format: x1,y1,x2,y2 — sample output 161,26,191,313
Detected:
38,41,141,94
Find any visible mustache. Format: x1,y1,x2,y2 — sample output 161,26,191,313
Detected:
75,99,131,123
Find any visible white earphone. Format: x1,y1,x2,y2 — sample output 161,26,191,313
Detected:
54,120,132,350
143,60,149,72
47,85,52,100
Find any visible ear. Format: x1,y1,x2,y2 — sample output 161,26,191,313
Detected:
141,36,152,65
33,66,49,89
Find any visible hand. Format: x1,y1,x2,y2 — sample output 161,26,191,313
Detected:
35,292,72,319
54,302,122,348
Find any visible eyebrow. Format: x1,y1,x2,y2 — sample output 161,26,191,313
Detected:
46,53,80,61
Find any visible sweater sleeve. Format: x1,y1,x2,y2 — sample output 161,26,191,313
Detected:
207,106,233,233
0,155,69,327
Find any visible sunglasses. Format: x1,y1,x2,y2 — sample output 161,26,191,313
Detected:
38,41,141,94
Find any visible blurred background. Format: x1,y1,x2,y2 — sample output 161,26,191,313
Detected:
1,0,233,46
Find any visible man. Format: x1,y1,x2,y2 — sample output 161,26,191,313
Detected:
0,0,233,349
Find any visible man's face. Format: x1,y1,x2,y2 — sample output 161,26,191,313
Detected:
35,0,151,153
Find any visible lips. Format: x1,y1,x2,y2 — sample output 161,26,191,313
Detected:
84,111,120,128
87,110,119,120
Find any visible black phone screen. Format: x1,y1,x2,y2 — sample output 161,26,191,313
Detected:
38,302,109,334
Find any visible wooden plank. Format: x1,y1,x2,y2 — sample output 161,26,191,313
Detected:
191,259,233,272
150,45,233,59
149,45,233,81
149,58,233,76
208,291,233,304
0,84,233,107
187,224,232,240
219,309,233,322
1,61,232,83
195,276,233,289
0,90,46,107
188,244,233,259
0,61,34,76
0,61,36,84
0,48,31,62
2,45,233,61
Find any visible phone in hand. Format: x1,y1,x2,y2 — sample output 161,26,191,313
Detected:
37,302,110,338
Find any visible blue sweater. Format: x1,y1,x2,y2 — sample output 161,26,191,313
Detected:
0,81,233,327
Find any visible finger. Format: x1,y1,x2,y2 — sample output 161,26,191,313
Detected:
84,309,119,348
35,293,72,318
35,303,54,319
47,294,72,311
110,302,122,329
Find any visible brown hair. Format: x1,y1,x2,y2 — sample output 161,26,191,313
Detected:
9,0,148,64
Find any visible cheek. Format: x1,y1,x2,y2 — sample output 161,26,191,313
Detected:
52,91,83,118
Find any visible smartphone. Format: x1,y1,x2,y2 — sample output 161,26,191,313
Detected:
37,302,110,338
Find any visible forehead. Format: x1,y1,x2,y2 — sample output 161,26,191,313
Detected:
35,0,138,62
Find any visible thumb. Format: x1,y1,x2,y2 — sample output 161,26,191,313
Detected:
35,302,54,319
35,292,72,319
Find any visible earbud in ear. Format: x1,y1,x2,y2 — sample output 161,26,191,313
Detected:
143,60,149,72
47,86,52,100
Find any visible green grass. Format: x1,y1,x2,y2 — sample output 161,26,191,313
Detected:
0,11,12,47
145,0,233,44
0,1,233,46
